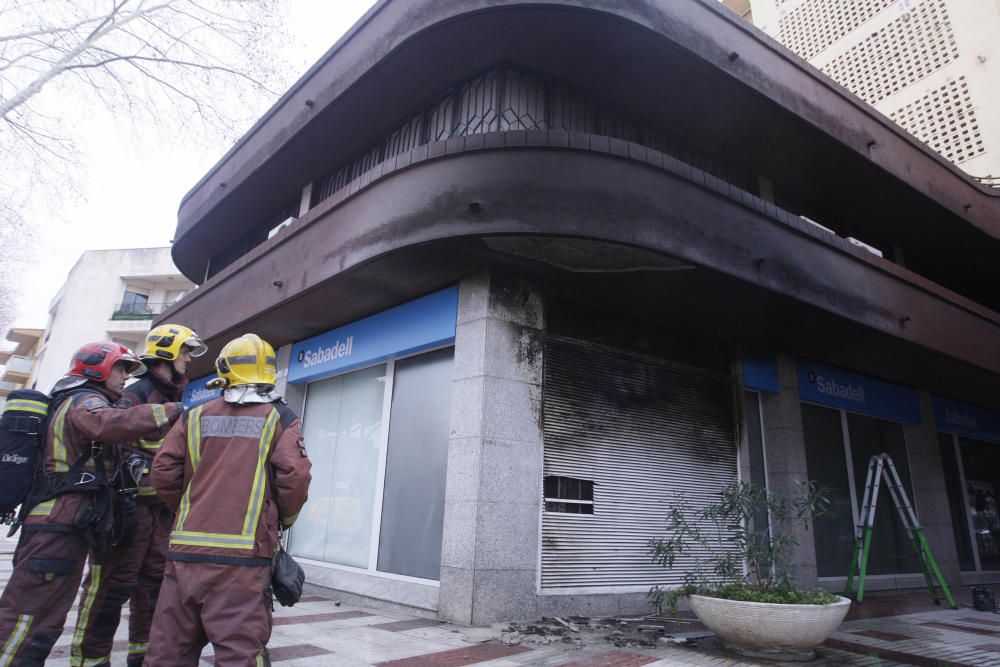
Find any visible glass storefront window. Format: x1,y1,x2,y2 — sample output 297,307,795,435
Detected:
288,347,455,581
802,404,855,577
845,412,919,575
744,391,771,578
289,364,387,567
377,348,454,579
961,437,1000,571
938,433,976,571
802,403,918,577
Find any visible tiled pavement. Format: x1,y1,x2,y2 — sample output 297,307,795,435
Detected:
3,534,1000,665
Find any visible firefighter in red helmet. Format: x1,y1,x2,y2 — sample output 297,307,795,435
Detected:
70,325,206,667
146,334,311,666
0,342,182,666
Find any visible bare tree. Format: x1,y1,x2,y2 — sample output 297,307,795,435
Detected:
0,0,291,331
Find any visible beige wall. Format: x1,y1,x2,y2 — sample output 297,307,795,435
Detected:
32,248,194,392
747,0,1000,181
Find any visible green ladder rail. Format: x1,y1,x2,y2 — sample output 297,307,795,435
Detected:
844,453,957,609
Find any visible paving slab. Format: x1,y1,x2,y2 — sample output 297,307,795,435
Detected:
0,542,998,666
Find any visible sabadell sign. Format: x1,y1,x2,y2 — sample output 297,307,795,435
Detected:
797,360,921,424
288,286,458,384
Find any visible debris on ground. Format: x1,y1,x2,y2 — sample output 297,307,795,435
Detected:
498,614,708,650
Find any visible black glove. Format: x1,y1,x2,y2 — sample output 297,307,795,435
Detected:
272,548,305,607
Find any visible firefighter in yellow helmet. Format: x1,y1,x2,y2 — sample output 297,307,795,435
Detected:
71,325,206,667
146,334,311,666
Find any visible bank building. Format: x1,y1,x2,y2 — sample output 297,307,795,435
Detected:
161,0,1000,624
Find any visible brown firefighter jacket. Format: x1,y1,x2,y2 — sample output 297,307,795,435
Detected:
25,383,181,529
115,364,187,501
151,397,311,565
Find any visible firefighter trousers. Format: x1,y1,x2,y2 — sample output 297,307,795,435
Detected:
0,526,89,666
145,560,272,667
71,502,172,667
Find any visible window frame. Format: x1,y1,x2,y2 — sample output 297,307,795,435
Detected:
289,344,454,586
543,475,595,515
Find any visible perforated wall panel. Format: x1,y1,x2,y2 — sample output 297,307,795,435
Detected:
891,76,986,164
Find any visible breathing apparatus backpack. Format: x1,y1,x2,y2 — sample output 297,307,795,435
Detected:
0,389,51,525
0,387,125,551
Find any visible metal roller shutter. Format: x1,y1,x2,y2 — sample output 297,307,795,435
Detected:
541,336,737,590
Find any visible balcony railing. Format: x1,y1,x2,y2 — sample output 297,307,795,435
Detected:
1,356,32,380
111,302,172,320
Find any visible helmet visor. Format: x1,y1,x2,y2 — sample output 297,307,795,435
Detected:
123,358,147,377
183,337,208,358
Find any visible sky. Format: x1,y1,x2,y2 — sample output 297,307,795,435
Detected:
10,0,378,329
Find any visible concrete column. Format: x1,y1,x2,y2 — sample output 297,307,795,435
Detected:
438,272,545,625
758,353,819,588
904,391,962,590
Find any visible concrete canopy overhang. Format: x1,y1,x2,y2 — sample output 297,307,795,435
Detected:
160,147,1000,408
172,0,1000,299
0,329,43,359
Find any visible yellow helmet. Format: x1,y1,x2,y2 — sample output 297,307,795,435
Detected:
142,324,208,361
215,334,277,387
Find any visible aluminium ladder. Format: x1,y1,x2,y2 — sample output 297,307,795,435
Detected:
844,453,957,609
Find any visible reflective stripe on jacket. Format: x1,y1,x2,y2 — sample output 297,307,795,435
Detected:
116,366,186,500
152,397,311,565
26,384,182,527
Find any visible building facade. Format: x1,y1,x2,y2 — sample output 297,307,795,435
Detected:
728,0,1000,185
159,0,1000,624
32,248,194,393
0,328,44,409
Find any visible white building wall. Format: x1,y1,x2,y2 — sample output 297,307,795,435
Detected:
32,248,193,393
746,0,1000,182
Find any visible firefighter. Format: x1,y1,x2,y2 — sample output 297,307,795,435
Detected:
0,342,182,666
70,325,207,667
145,333,311,667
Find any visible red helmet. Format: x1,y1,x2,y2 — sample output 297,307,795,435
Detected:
68,341,146,381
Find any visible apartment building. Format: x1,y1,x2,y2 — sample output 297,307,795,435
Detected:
0,328,44,408
158,0,1000,623
32,248,194,393
726,0,1000,185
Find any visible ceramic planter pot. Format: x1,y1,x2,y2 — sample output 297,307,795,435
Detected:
689,593,852,661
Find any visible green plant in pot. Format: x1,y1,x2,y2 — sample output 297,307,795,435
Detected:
648,481,851,662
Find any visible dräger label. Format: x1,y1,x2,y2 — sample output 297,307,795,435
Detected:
2,453,29,465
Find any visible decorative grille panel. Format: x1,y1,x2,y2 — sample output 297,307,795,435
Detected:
778,0,896,60
541,337,737,589
210,63,758,279
453,69,500,136
549,84,596,133
382,115,423,161
822,0,958,106
427,93,456,143
891,76,986,165
500,69,546,131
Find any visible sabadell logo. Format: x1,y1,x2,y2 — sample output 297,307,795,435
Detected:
942,408,978,429
809,372,867,404
189,388,219,401
297,336,354,368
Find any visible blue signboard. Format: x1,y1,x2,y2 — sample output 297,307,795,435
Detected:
183,374,222,408
743,350,779,394
288,286,458,384
797,361,921,424
931,395,1000,443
